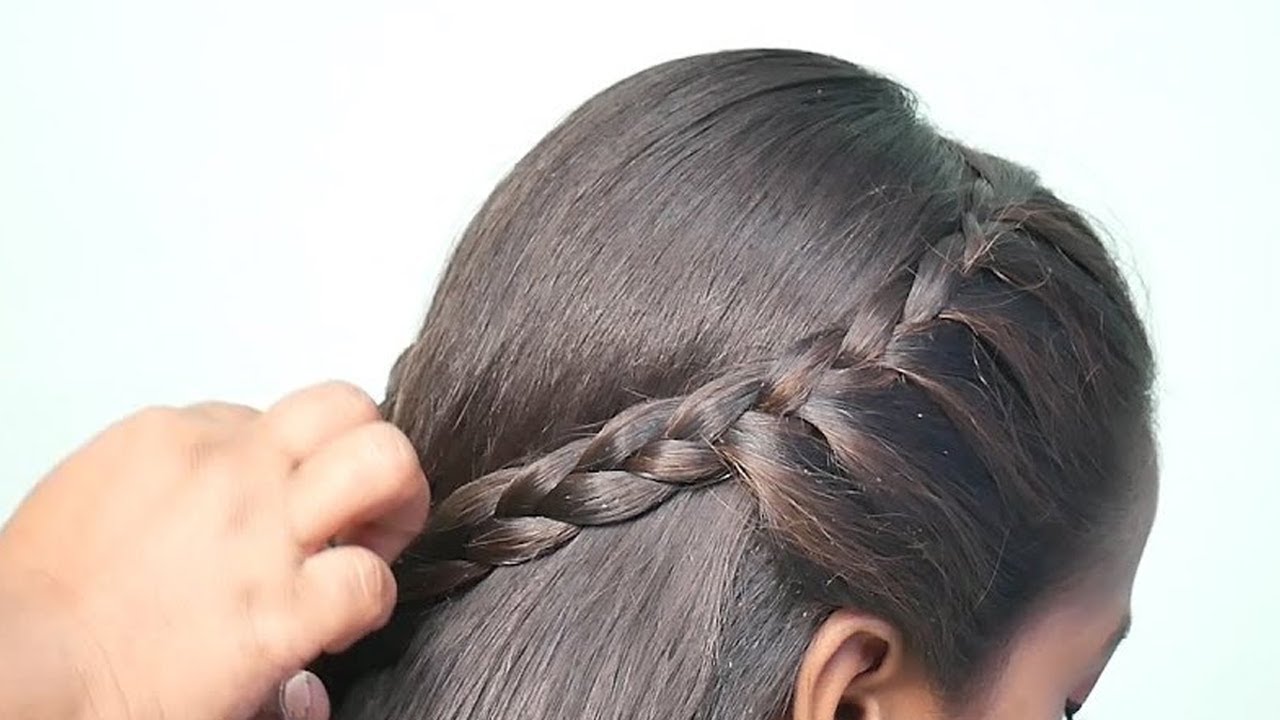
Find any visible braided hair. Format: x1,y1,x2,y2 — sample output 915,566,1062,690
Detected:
323,50,1153,720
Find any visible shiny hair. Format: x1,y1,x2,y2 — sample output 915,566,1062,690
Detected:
319,49,1154,719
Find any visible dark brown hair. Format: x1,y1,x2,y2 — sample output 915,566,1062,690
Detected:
320,49,1154,719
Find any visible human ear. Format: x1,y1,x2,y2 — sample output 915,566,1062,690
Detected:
791,610,934,720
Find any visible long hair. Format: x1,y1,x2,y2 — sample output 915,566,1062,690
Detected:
319,49,1154,719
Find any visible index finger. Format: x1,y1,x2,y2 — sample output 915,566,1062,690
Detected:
340,471,431,562
288,421,430,560
260,382,381,464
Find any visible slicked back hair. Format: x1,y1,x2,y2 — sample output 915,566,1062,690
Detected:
318,49,1154,720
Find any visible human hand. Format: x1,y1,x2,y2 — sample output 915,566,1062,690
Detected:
0,382,430,720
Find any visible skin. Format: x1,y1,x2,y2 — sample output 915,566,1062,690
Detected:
0,381,1153,720
0,382,431,720
792,452,1158,720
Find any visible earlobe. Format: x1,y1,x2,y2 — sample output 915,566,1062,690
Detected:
791,610,917,720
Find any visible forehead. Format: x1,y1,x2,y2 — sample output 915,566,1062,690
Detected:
1111,447,1159,576
1072,445,1158,606
965,449,1158,718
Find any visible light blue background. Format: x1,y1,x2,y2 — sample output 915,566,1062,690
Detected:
2,2,1276,717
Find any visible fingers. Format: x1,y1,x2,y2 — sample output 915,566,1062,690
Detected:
288,421,430,559
293,544,397,654
259,382,381,463
253,671,331,720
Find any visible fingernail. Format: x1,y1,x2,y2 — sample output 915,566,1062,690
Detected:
279,671,329,720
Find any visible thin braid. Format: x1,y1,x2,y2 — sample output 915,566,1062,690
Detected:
395,181,1040,605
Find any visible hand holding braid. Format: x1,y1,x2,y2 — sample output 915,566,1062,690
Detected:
392,177,1117,605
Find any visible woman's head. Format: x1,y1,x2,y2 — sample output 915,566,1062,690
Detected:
322,49,1156,719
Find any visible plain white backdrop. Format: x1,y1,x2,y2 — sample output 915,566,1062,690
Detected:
2,2,1276,717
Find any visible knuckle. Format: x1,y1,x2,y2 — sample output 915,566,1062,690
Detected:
124,405,198,450
129,405,185,432
317,381,379,422
185,438,223,477
189,401,259,423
